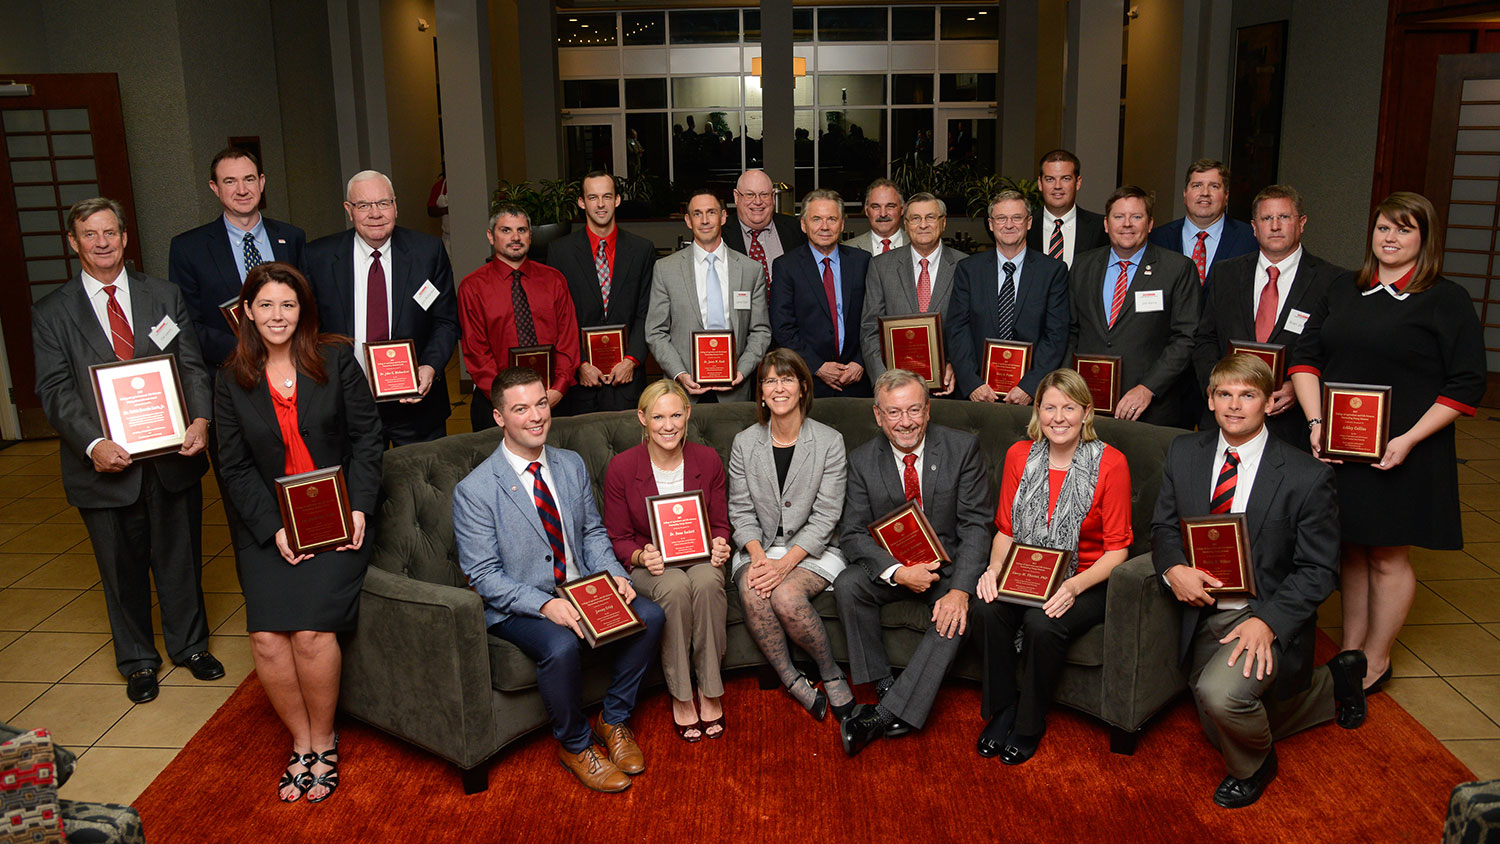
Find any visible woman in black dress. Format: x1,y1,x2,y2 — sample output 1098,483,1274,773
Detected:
1290,192,1485,693
215,263,384,803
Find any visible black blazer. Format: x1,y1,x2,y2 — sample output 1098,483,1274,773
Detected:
168,217,305,367
769,243,872,397
544,227,658,367
945,248,1070,398
213,342,384,546
303,226,457,437
1026,206,1107,257
1150,430,1339,699
1149,216,1258,281
722,212,807,258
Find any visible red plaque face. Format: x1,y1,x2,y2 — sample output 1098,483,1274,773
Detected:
879,314,944,388
692,331,736,384
1181,514,1255,596
995,544,1070,607
646,490,711,566
276,467,354,556
584,325,626,371
1227,341,1286,389
868,501,950,567
509,345,555,386
1322,383,1390,462
985,340,1034,394
364,339,421,401
89,354,191,459
1072,354,1122,416
558,572,646,648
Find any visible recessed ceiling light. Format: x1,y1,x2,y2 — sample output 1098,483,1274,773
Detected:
568,18,577,22
967,17,976,21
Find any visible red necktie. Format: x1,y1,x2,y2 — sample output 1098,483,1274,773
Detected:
916,258,932,312
528,462,567,583
881,238,891,254
748,228,770,289
1192,231,1208,285
102,285,133,360
902,453,921,509
1210,449,1239,514
822,257,840,350
1254,266,1280,343
1107,261,1130,327
367,249,389,342
1048,219,1064,261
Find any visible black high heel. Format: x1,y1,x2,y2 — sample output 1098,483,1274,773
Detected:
785,675,828,722
305,745,339,803
278,751,314,802
1364,666,1393,695
823,675,857,722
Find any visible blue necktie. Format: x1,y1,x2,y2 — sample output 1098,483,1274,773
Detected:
704,253,727,329
242,232,263,275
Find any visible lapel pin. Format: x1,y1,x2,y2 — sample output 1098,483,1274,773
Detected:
276,238,287,244
511,486,518,492
1143,265,1153,276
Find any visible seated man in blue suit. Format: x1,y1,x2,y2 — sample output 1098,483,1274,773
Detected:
453,367,664,793
769,189,872,397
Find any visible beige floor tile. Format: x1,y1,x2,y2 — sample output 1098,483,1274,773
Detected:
5,440,59,456
6,454,62,476
1391,639,1438,678
1465,542,1500,571
1316,591,1342,628
0,588,85,631
1407,584,1469,624
1443,739,1500,779
42,508,82,526
1464,512,1500,543
1412,547,1500,580
1459,439,1500,461
60,746,179,806
0,474,56,497
0,524,34,547
11,683,133,747
201,500,227,526
1400,624,1500,675
1459,464,1493,484
1459,418,1500,439
10,554,99,589
0,631,17,650
61,643,136,685
98,684,235,747
201,524,232,557
0,497,70,524
0,632,111,682
29,480,67,498
200,592,244,632
0,454,46,475
215,603,248,636
0,522,90,554
1449,675,1500,725
199,554,241,593
160,635,254,687
1386,677,1500,739
0,682,50,722
1470,460,1500,482
0,552,53,588
1462,485,1500,511
1431,580,1500,623
34,590,112,633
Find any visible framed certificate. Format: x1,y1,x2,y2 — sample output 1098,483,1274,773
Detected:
1228,340,1287,389
878,313,945,389
362,339,422,402
508,344,555,385
691,330,738,385
984,339,1034,395
868,500,951,568
1071,353,1123,416
995,542,1072,608
1321,382,1391,462
218,296,244,334
645,489,712,566
88,354,191,459
557,572,646,648
1181,514,1256,596
275,466,354,557
582,324,627,372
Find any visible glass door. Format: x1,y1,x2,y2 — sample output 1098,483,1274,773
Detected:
935,107,996,167
561,114,625,180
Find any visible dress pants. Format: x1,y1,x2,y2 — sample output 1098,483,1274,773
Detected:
378,395,448,446
974,583,1109,734
1188,606,1335,779
77,463,210,676
490,595,665,753
833,567,965,729
630,563,727,700
553,379,644,416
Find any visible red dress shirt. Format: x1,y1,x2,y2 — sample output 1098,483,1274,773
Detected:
458,257,580,396
994,440,1133,571
269,382,317,475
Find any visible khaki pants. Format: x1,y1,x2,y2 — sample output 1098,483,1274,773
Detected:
631,562,727,700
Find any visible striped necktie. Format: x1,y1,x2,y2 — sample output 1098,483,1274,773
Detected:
1210,449,1239,514
1048,218,1064,261
528,462,567,583
997,261,1017,340
595,239,611,313
102,285,133,360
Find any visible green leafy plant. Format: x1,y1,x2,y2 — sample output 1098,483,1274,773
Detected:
491,178,580,226
891,156,1041,219
964,174,1041,220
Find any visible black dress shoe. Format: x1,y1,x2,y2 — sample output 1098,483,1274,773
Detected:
126,668,158,703
1327,649,1368,729
1000,730,1041,766
875,677,895,700
179,651,225,682
883,716,913,738
840,704,885,757
1364,665,1393,696
976,706,1016,758
1213,748,1278,809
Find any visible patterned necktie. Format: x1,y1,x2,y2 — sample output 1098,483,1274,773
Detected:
1254,266,1280,343
242,232,263,275
916,258,932,312
1192,231,1209,285
595,239,611,313
512,269,537,346
527,462,567,583
997,261,1017,340
1210,448,1240,514
747,228,770,289
704,254,726,329
822,257,840,350
881,238,891,254
1108,261,1130,328
1048,218,1064,261
367,249,389,342
902,453,922,509
102,285,133,360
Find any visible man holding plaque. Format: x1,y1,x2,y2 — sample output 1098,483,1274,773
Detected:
835,369,992,756
947,190,1069,406
33,197,222,704
459,203,581,430
453,367,665,793
1151,355,1368,808
546,170,658,415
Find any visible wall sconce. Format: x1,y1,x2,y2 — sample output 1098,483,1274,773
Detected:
751,57,808,77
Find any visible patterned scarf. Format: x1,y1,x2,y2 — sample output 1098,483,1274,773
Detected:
1009,439,1104,580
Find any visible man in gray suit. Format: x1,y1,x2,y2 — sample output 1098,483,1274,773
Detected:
836,369,992,756
645,188,771,403
32,197,223,704
859,192,962,394
849,178,908,256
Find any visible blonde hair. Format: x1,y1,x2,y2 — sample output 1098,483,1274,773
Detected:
1025,369,1098,443
637,379,691,442
1207,355,1274,398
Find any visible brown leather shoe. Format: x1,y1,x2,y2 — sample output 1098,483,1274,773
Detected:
592,716,645,775
556,745,630,793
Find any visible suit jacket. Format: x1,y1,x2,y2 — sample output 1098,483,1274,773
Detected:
946,248,1071,398
838,425,992,595
168,217,305,366
1067,244,1200,425
727,417,846,557
859,245,965,381
303,226,458,436
453,443,624,628
601,442,731,569
31,270,212,509
212,343,384,546
644,245,772,402
545,227,658,369
1149,216,1258,280
722,212,807,259
1026,206,1107,258
1150,430,1340,699
849,229,908,255
769,244,872,397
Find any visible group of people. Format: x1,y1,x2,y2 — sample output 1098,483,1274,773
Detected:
29,140,1483,810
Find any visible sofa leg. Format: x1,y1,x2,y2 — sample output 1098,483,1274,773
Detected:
1109,726,1140,756
460,762,490,794
756,664,781,690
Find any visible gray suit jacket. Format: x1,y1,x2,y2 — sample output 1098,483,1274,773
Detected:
32,270,212,509
859,245,965,381
727,417,847,578
644,244,771,402
848,229,908,255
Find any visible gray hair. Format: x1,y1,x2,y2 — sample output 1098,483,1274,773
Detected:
988,189,1031,218
66,197,126,235
800,189,845,219
863,178,903,205
489,202,531,229
345,170,395,201
906,192,947,217
873,368,928,402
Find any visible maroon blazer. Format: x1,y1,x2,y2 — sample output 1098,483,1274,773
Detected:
602,441,732,570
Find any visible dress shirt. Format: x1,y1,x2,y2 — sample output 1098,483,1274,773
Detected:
1182,215,1227,269
224,214,273,282
351,234,394,371
501,442,577,581
80,267,132,459
864,229,908,254
739,218,785,275
651,461,684,495
585,226,618,277
910,244,945,309
1040,206,1079,267
880,436,928,585
1207,425,1269,611
1363,265,1416,301
1100,246,1147,315
1252,246,1303,324
811,246,847,339
692,240,733,328
457,257,580,396
995,246,1027,307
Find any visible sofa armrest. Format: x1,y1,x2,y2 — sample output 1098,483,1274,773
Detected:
340,566,496,769
1096,553,1187,731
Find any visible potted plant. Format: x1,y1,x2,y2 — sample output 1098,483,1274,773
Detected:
490,178,579,251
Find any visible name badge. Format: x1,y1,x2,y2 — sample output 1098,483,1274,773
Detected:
413,280,440,311
149,315,180,349
1283,308,1310,334
733,290,751,310
1134,289,1164,313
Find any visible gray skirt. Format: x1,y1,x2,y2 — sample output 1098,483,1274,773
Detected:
730,542,846,589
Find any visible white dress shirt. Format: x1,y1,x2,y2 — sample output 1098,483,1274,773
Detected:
1040,206,1079,267
502,442,578,581
879,437,928,585
691,240,732,328
863,228,908,255
909,243,945,309
81,267,132,458
1206,425,1269,611
351,234,394,373
1252,246,1303,324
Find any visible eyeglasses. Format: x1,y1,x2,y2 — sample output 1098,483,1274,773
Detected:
1255,213,1297,225
760,376,797,388
905,213,944,225
738,191,775,202
877,406,926,423
348,199,395,213
989,214,1029,225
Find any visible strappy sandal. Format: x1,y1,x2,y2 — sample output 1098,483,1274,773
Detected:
674,720,704,743
701,714,726,739
278,751,314,802
305,746,339,803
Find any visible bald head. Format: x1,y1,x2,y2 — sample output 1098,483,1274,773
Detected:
734,169,776,229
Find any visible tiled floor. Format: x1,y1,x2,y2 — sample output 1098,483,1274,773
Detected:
7,403,1500,806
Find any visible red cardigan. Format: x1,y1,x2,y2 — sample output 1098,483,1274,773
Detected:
994,440,1133,571
602,442,732,570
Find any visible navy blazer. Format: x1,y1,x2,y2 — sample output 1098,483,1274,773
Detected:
769,243,872,397
168,217,305,366
1149,216,1258,282
1025,206,1108,258
945,248,1070,398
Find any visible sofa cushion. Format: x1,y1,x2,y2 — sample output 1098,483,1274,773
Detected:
59,801,144,844
0,722,75,789
0,727,64,843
